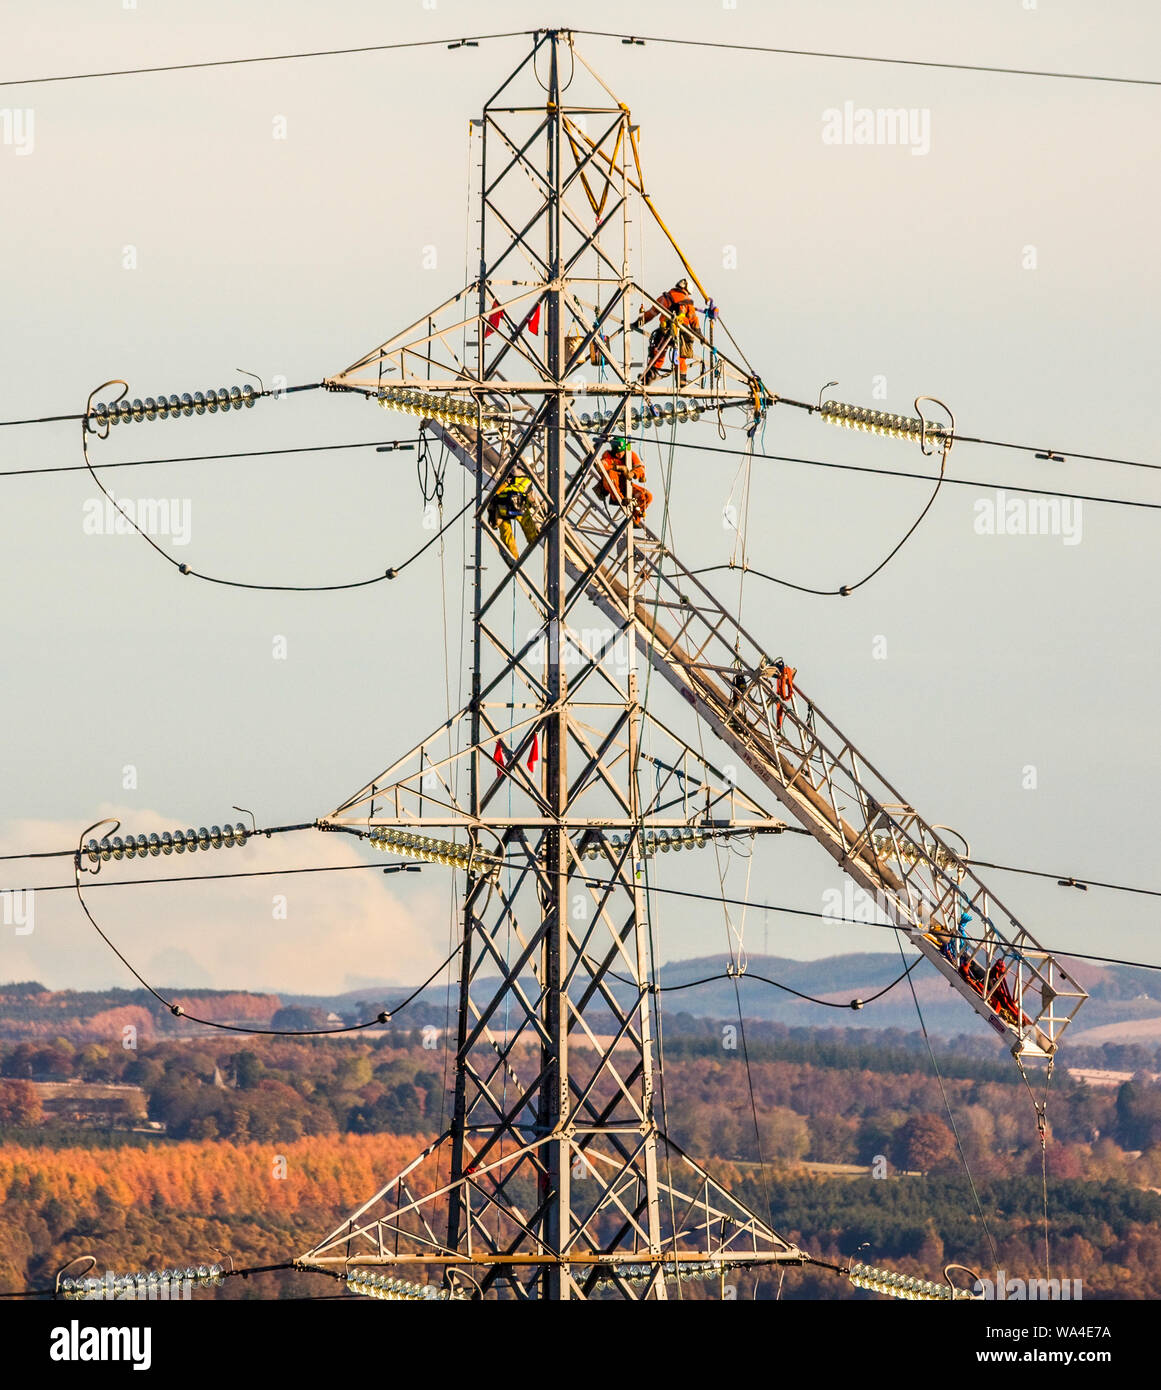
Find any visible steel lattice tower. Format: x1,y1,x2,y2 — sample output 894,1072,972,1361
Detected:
299,29,807,1300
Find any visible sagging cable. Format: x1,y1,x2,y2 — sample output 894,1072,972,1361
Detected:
70,817,457,1036
81,380,471,591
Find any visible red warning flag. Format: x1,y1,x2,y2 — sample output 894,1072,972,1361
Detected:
484,301,504,338
527,302,541,335
493,740,506,778
526,731,540,773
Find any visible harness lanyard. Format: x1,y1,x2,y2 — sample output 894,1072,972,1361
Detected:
702,300,717,381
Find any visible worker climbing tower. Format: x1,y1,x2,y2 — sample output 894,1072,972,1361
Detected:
299,30,1086,1299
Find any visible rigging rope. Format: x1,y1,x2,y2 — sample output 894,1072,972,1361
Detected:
897,932,1000,1268
1016,1052,1056,1284
629,390,686,1292
691,439,951,597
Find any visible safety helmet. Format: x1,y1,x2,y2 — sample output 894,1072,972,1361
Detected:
675,277,689,292
612,436,629,452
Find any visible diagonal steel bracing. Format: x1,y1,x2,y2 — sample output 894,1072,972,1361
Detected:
301,29,804,1300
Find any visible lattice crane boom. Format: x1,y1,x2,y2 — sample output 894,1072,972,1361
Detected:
350,399,1086,1060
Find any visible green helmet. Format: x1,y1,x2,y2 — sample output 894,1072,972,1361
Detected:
613,436,629,452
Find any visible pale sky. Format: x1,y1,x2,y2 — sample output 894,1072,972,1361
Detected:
2,1,1159,1007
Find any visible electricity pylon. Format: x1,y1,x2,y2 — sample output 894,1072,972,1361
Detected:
299,28,1085,1300
300,29,808,1300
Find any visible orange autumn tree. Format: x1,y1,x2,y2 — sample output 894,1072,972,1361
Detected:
0,1132,435,1219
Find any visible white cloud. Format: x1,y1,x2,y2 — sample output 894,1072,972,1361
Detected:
0,807,451,995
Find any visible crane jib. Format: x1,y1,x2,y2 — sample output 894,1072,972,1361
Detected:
415,411,1088,1062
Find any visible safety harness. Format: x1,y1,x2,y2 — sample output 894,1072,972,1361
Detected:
490,475,532,522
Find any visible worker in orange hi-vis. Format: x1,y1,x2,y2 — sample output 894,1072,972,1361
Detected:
634,277,699,387
596,436,652,525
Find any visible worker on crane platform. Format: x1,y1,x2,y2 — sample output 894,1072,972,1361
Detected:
596,436,652,526
487,471,540,559
634,278,699,388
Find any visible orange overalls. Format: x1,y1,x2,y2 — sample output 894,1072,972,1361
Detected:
640,286,699,386
597,446,652,524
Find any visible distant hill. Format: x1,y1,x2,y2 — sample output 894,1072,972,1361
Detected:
0,984,281,1041
2,951,1156,1046
633,951,1160,1042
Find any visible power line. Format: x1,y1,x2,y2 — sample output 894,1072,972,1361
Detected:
967,858,1161,900
9,813,1161,904
8,852,1155,971
953,434,1160,474
579,405,1160,480
650,432,1161,512
577,29,1161,88
13,425,1154,517
0,846,77,862
10,383,1155,480
580,875,1161,974
0,412,85,428
5,832,1158,910
6,859,421,894
5,25,1153,94
0,820,321,862
0,31,533,89
6,400,1153,508
0,436,417,480
763,396,1160,473
8,379,1157,479
10,853,1155,963
0,380,323,428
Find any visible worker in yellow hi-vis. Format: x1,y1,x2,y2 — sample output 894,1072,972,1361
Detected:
488,473,540,559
